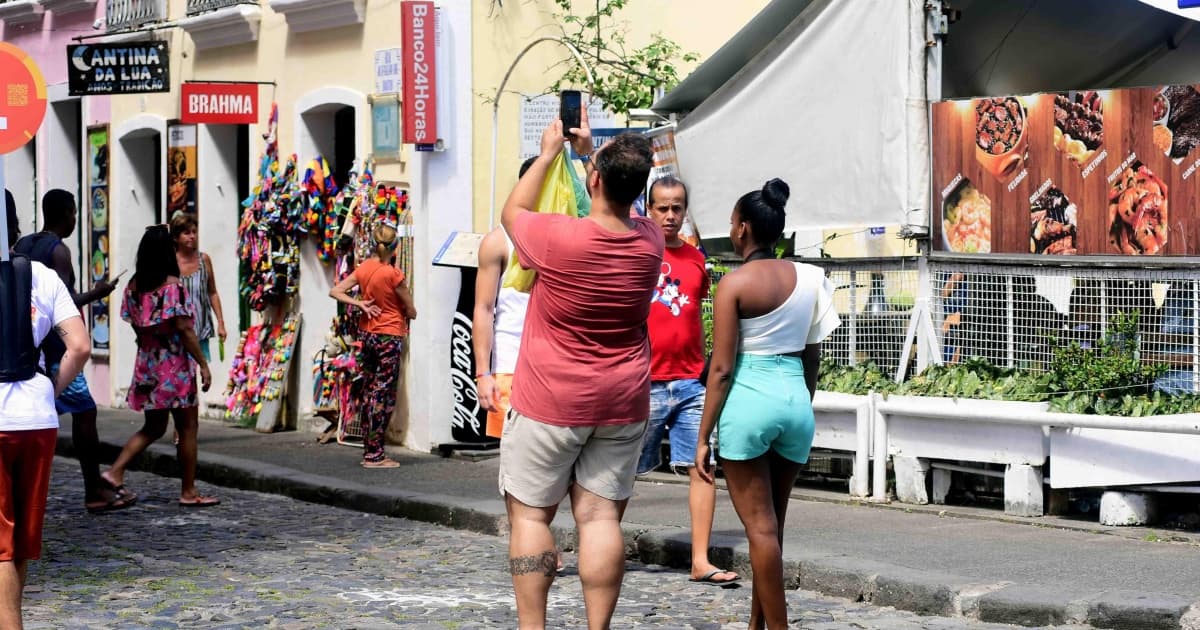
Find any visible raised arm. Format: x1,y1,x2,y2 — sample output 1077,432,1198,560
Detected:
501,121,565,237
472,229,507,412
53,244,114,307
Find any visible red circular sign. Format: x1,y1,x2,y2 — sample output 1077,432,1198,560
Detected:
0,42,48,155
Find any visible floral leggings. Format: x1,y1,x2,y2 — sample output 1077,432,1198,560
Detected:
358,332,405,462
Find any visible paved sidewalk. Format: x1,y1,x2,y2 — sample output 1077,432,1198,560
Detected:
56,409,1200,629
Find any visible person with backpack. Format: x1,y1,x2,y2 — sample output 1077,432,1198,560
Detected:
1,189,92,627
14,189,124,513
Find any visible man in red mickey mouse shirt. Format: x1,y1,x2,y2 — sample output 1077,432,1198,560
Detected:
637,176,739,586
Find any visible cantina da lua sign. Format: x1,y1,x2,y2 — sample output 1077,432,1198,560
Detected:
67,42,170,96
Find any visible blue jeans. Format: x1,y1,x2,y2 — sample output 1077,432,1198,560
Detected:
637,379,706,475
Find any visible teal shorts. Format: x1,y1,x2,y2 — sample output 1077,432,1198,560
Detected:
717,353,814,464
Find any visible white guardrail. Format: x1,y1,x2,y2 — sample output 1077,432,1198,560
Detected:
811,392,874,498
872,393,1200,503
814,391,1200,503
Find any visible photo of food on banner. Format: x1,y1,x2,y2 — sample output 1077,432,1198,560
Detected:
1153,85,1200,163
942,179,991,254
975,96,1028,182
1108,160,1167,256
1054,90,1104,167
1030,184,1076,255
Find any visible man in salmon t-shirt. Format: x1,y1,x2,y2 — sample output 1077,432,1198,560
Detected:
499,110,663,629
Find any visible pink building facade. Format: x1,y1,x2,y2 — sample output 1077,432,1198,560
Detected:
2,0,112,401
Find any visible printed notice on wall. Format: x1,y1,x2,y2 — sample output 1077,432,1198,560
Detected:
519,94,615,160
374,48,401,94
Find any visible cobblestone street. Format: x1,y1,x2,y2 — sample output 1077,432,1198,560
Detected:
28,458,1077,629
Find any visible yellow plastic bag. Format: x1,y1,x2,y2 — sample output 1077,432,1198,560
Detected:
501,152,580,292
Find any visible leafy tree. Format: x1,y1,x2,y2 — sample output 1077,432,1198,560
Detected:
546,0,699,116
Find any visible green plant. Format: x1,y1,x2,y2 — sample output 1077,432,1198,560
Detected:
547,0,699,116
815,311,1200,416
702,261,734,355
894,357,1051,402
817,359,899,396
1046,310,1169,414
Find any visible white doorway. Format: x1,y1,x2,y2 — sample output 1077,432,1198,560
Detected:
45,97,84,291
3,141,37,237
112,119,166,403
293,87,366,421
196,123,250,415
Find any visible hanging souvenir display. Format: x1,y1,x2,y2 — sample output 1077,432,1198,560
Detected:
237,104,303,312
301,156,342,263
223,314,301,422
396,189,414,288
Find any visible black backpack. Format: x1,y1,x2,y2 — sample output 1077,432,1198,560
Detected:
0,254,41,383
12,234,67,365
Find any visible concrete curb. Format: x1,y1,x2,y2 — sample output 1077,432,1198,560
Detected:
55,434,1199,630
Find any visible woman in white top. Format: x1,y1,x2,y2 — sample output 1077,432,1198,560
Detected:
696,178,840,630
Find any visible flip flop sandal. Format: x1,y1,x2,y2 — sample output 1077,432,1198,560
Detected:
86,492,137,514
689,569,741,587
100,476,138,504
178,495,221,508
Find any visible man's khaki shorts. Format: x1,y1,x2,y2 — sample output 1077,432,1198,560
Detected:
498,409,648,508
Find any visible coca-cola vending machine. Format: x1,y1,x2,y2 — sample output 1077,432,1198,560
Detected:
433,231,497,453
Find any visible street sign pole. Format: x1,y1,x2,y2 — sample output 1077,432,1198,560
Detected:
0,163,8,262
0,42,48,261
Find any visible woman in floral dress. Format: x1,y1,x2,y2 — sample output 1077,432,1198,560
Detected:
101,225,219,506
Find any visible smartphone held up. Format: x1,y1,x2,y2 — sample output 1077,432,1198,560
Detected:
560,90,582,138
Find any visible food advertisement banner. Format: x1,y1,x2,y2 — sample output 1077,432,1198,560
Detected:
88,126,110,353
167,123,197,218
932,86,1200,256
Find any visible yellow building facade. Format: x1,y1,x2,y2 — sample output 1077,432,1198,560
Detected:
5,0,768,452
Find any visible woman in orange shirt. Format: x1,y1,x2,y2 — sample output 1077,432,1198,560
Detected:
329,224,418,468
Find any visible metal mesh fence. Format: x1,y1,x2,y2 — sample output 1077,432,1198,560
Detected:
705,256,920,376
929,260,1200,393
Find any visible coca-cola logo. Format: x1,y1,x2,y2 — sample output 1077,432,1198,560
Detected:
449,312,481,433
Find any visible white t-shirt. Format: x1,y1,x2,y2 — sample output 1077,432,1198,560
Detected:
0,261,80,431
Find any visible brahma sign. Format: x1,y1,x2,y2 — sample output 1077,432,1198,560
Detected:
181,82,258,125
401,1,437,145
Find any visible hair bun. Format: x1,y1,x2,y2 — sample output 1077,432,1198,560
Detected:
761,178,790,211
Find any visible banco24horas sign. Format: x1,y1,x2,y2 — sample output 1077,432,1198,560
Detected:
67,42,170,96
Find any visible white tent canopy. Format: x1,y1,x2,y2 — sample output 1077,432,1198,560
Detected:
654,0,1200,242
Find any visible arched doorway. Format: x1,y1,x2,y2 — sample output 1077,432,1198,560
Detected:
293,87,366,422
111,115,167,403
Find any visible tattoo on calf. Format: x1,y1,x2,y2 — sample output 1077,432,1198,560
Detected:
509,551,557,577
